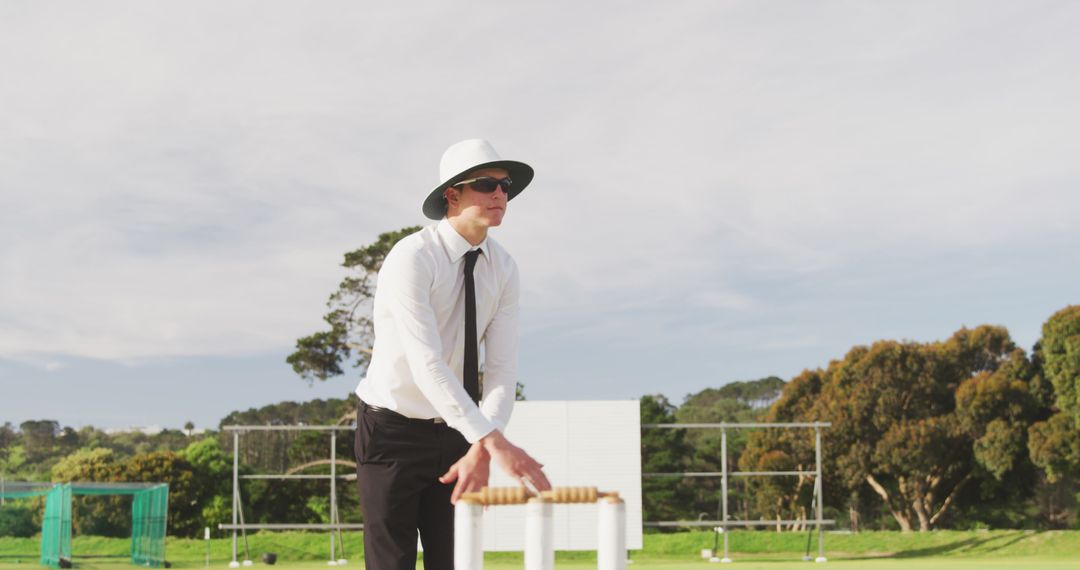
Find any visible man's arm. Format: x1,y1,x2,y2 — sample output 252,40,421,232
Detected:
437,259,551,502
477,260,520,432
439,430,551,504
383,247,497,442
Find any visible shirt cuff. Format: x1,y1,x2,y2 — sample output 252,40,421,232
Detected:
482,413,508,434
454,408,497,443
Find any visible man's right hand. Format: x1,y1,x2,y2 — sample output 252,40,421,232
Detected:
479,430,552,493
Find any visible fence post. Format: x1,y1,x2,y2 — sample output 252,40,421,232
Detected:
231,431,239,566
721,427,731,563
814,426,827,563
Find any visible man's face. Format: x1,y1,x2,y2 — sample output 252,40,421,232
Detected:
445,167,510,228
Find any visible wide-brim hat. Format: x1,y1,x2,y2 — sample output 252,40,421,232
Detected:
423,139,534,220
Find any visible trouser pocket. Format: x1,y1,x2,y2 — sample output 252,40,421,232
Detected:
354,406,378,464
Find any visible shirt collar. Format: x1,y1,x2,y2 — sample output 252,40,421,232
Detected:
437,218,487,262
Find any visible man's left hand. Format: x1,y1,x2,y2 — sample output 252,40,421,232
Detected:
439,442,491,504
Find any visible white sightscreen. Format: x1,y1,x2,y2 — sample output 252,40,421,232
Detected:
480,400,643,551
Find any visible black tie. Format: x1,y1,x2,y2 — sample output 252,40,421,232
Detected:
463,249,482,404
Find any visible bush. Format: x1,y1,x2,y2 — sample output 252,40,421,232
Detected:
0,505,38,537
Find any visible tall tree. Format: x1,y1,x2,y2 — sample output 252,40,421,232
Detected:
287,226,421,383
1028,413,1080,484
640,395,695,522
749,325,1042,532
1039,305,1080,425
1026,306,1080,527
19,420,59,463
740,370,823,527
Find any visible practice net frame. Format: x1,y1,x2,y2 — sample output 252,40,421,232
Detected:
641,422,833,563
0,481,169,568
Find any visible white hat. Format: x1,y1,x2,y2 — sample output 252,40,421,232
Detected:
422,139,534,220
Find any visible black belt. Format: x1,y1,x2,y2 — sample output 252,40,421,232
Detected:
360,401,446,424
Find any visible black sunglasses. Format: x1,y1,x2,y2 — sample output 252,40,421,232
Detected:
453,176,513,194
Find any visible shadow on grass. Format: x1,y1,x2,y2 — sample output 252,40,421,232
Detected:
836,530,1034,560
893,530,1031,558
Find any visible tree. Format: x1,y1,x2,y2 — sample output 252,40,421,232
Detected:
0,504,37,537
1029,413,1080,484
750,325,1042,532
115,451,202,537
639,395,695,522
953,349,1043,480
710,376,786,409
1025,306,1080,528
1039,305,1080,426
287,226,421,383
0,422,16,462
51,448,118,482
740,371,822,528
219,397,357,472
19,420,60,462
182,438,234,530
51,448,126,536
1028,413,1080,527
676,377,783,520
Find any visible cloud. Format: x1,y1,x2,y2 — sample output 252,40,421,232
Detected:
1,1,1078,370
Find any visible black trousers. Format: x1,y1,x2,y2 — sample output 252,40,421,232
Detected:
355,402,470,570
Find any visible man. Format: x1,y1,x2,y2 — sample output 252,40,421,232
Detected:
354,139,551,570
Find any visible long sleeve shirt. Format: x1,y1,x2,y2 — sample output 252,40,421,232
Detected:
354,219,520,443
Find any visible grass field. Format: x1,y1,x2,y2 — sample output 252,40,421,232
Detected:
3,558,1078,570
2,530,1078,569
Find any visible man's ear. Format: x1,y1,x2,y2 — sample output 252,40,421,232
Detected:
444,187,459,210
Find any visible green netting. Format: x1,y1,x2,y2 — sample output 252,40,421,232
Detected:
1,482,168,568
130,485,169,567
40,484,72,568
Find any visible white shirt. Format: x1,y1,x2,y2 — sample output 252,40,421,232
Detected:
355,219,520,443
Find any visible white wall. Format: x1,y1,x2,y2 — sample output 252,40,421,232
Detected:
480,400,643,551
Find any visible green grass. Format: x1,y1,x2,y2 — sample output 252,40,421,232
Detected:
2,558,1079,570
2,530,1079,569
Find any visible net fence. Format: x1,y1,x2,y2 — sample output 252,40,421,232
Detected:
1,482,168,568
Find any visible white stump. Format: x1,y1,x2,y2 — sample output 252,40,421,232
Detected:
524,498,554,570
597,497,626,570
455,500,484,570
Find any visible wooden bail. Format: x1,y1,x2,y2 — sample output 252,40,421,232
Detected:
460,486,620,506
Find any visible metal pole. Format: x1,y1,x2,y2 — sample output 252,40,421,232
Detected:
814,427,825,561
232,431,239,565
721,427,731,563
330,431,337,564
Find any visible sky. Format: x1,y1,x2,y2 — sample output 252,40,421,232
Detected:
1,1,1078,431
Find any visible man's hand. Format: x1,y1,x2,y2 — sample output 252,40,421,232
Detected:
480,430,552,493
439,442,491,504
